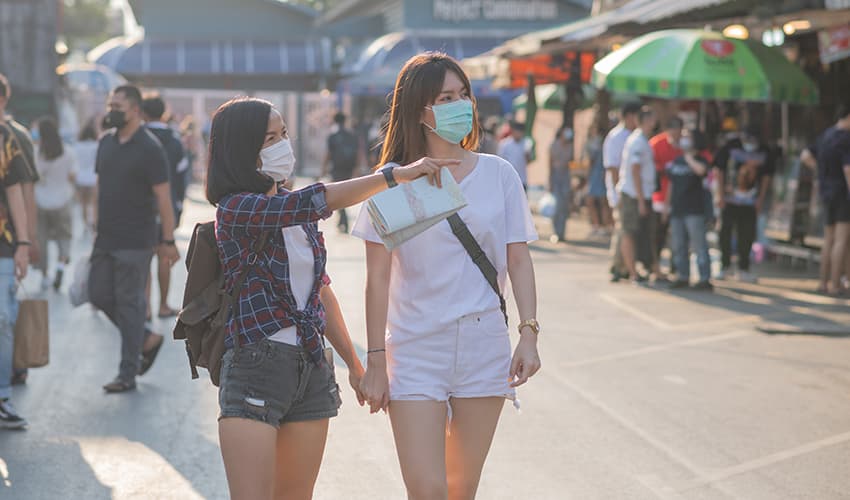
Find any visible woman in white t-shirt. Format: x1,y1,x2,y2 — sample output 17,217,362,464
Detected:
352,53,542,499
73,118,99,233
34,117,77,290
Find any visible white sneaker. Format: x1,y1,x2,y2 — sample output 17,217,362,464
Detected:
737,271,758,283
715,268,728,280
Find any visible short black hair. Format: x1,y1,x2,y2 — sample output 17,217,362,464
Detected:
665,117,684,130
638,106,655,123
37,117,64,161
142,94,166,121
744,123,761,141
836,103,850,121
0,73,8,99
621,101,642,117
509,120,526,132
688,129,707,151
334,112,346,125
113,84,142,108
205,97,275,205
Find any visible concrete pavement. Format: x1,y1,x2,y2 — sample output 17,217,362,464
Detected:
1,186,850,499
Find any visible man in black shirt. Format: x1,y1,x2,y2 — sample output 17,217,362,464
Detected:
142,95,185,318
322,112,359,233
90,85,179,393
802,105,850,296
713,125,774,283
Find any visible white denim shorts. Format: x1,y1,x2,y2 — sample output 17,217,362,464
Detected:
387,308,516,405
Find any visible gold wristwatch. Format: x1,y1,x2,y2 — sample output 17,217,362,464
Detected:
517,319,540,335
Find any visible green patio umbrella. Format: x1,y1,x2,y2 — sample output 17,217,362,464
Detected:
592,29,818,105
513,83,565,111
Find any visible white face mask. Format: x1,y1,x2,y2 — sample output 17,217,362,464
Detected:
259,138,295,182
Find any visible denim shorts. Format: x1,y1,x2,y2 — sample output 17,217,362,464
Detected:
218,339,341,428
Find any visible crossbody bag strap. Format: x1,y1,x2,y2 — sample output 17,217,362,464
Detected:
221,230,273,347
446,214,508,326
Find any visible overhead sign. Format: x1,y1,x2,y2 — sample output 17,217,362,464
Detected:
819,24,850,64
432,0,559,22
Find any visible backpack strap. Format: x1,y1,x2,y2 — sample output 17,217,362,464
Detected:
446,214,508,326
215,230,273,348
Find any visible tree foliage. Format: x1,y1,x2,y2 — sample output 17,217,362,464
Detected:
61,0,112,51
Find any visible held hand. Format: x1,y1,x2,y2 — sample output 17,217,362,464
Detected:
510,334,541,388
348,362,367,407
394,157,462,187
14,246,29,280
158,244,180,268
359,358,390,414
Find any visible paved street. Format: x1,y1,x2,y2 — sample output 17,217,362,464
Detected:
2,185,850,500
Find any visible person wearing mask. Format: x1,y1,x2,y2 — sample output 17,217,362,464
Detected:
322,112,360,233
0,109,31,428
650,116,684,280
603,102,641,282
498,120,531,190
617,107,658,284
74,119,99,234
665,129,712,290
206,96,442,500
33,117,76,291
88,85,179,392
549,125,574,242
714,125,774,283
582,118,611,237
141,95,185,319
478,116,500,155
354,53,541,500
801,105,850,296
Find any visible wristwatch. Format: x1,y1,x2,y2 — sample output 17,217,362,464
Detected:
160,239,176,246
517,319,540,335
381,166,398,188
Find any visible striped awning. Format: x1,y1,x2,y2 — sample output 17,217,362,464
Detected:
89,36,329,76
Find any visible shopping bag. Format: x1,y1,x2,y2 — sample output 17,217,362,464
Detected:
13,298,49,370
69,256,90,307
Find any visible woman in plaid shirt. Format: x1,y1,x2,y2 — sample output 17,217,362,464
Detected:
206,97,451,500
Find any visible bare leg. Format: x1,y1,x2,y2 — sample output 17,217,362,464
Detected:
274,419,330,500
621,233,638,279
819,225,835,292
219,417,278,500
446,397,504,500
601,200,613,229
158,256,173,315
586,196,600,231
389,400,449,500
830,223,850,293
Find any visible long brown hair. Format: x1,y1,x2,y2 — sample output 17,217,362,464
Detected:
377,52,480,168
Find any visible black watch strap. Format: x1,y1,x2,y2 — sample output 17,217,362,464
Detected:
381,166,398,188
161,239,176,246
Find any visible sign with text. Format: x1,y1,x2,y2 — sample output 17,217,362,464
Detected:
433,0,559,22
818,24,850,64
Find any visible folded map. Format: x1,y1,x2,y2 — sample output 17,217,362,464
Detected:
366,168,467,250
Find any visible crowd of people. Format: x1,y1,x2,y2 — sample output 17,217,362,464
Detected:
0,74,199,427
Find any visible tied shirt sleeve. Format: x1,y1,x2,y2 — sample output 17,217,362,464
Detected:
218,183,332,232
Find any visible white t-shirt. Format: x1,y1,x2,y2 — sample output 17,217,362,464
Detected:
73,140,98,187
616,130,656,201
497,137,528,185
269,226,316,345
35,148,77,210
352,154,538,337
602,124,632,207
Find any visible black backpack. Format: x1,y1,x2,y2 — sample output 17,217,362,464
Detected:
173,222,269,386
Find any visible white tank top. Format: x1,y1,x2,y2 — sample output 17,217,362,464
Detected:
268,226,315,345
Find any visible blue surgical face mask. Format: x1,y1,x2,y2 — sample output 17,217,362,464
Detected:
30,128,40,142
424,99,474,144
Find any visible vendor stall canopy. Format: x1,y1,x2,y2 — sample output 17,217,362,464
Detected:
592,29,819,105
